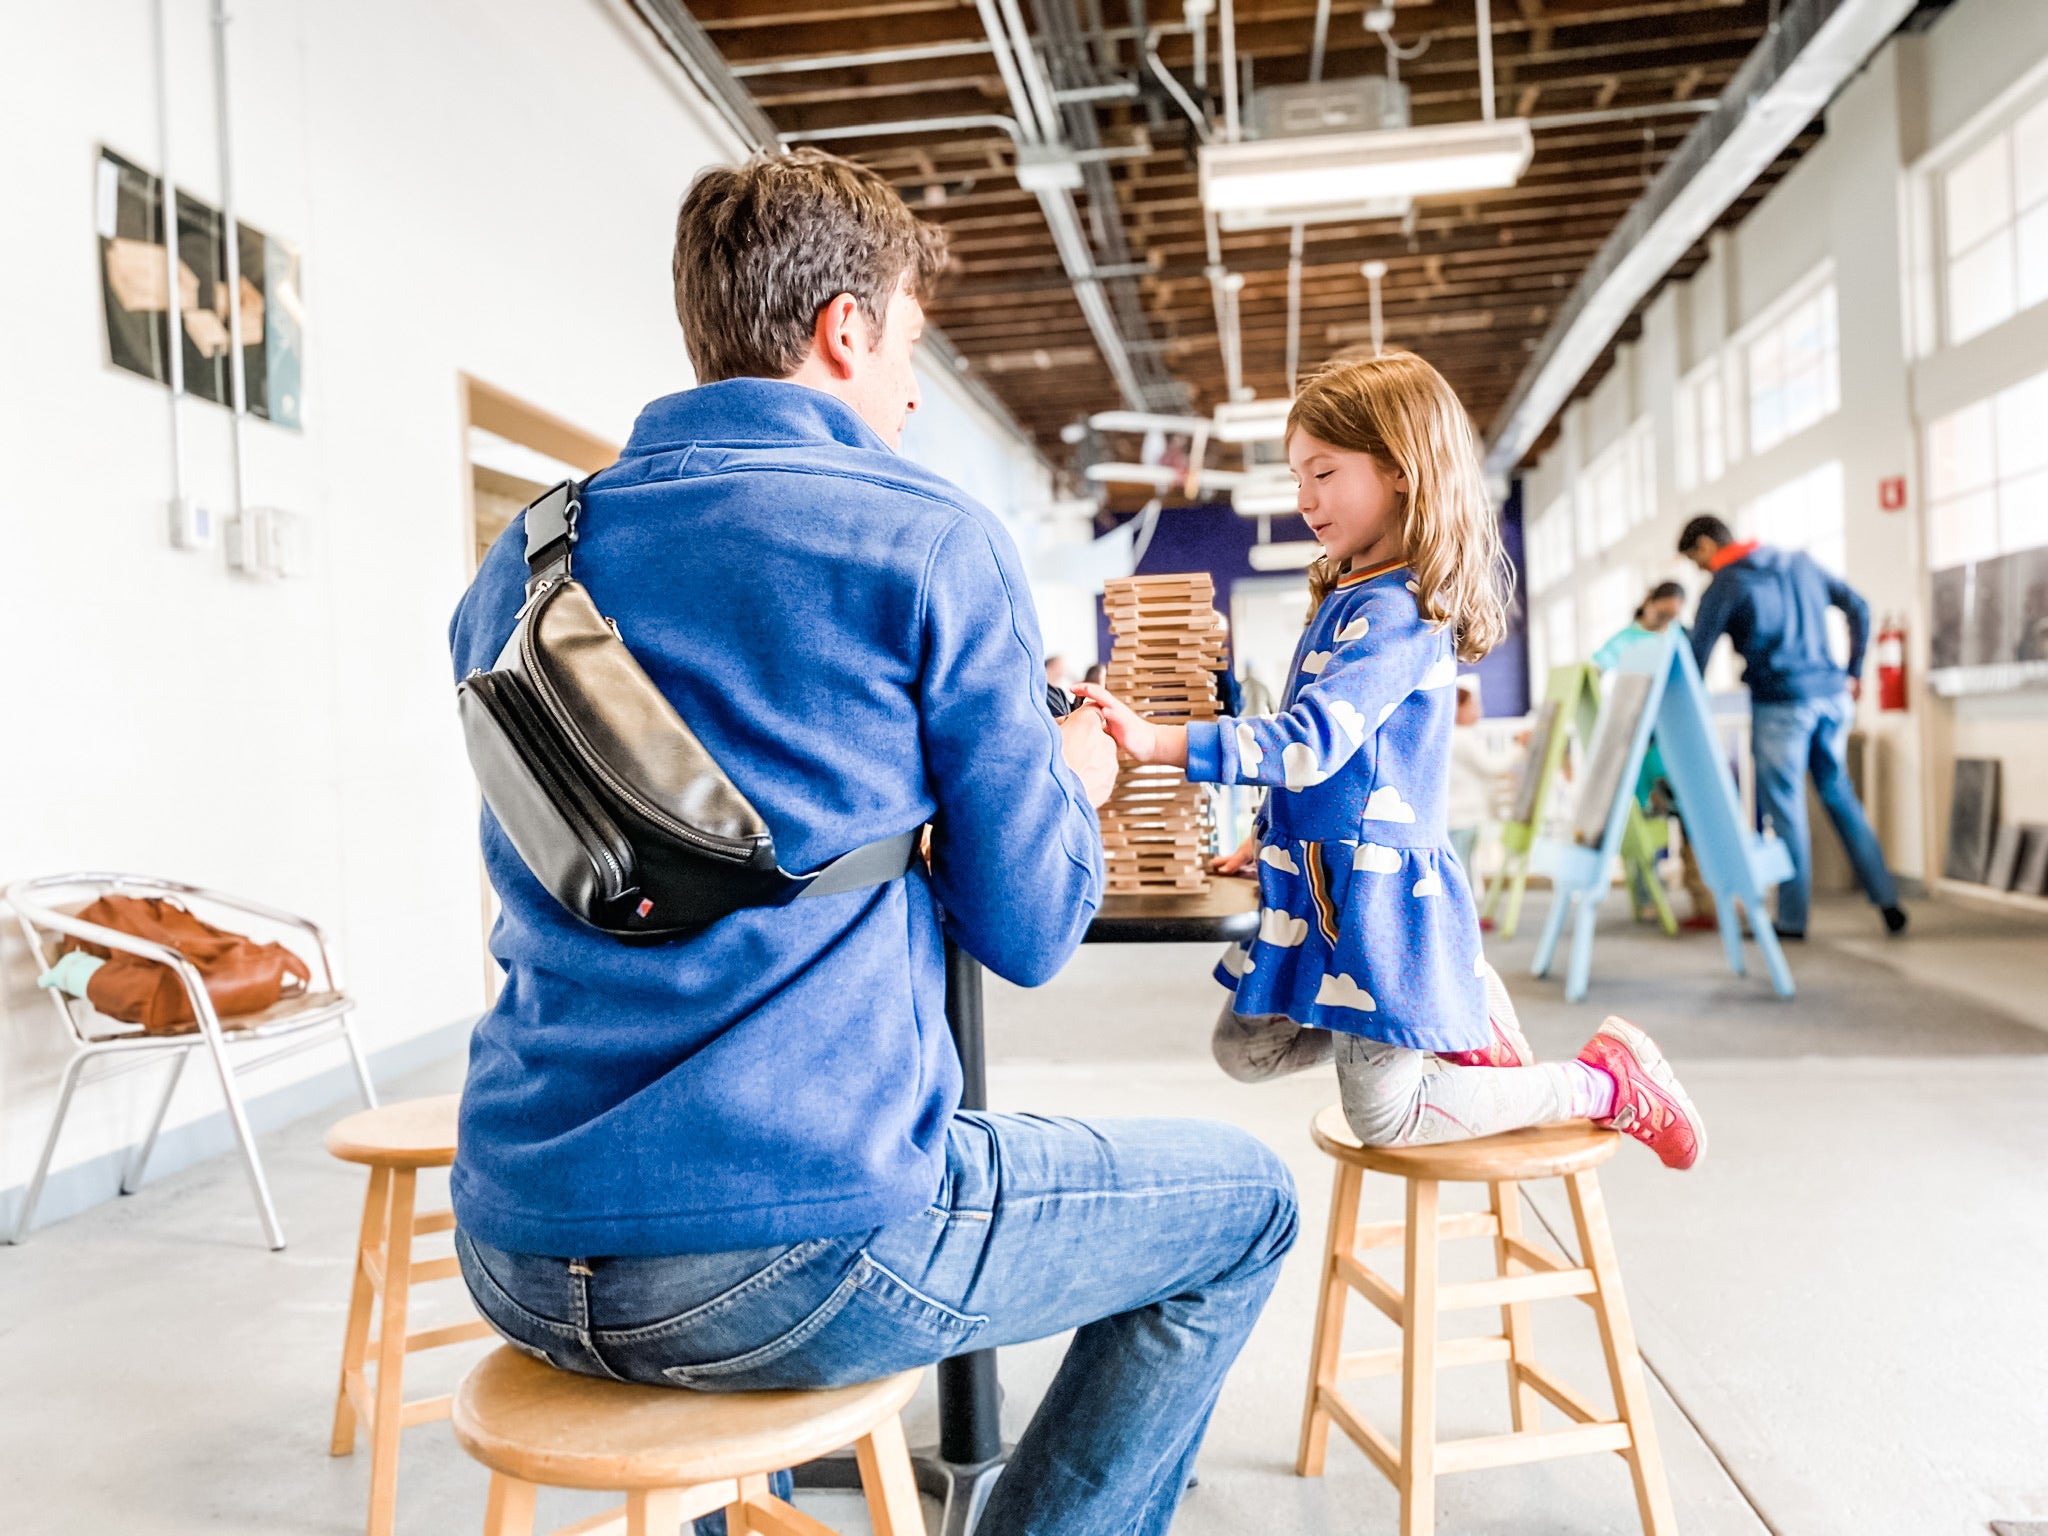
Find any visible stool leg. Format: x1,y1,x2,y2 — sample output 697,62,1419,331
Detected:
1488,1180,1541,1434
856,1412,925,1536
1296,1160,1363,1477
366,1167,418,1536
482,1473,537,1536
1398,1177,1440,1536
627,1489,683,1536
724,1473,772,1536
332,1165,390,1455
1566,1170,1677,1536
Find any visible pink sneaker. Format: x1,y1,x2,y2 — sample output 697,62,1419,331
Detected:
1437,962,1535,1068
1577,1018,1706,1171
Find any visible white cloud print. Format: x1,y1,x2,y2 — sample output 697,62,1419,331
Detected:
1235,722,1265,774
1282,742,1328,790
1300,650,1333,676
1377,701,1401,728
1353,842,1403,874
1315,972,1377,1011
1259,844,1301,874
1258,908,1309,948
1475,953,1489,978
1420,655,1459,690
1363,785,1416,823
1221,943,1256,977
1412,869,1445,898
1328,700,1367,743
1334,614,1370,642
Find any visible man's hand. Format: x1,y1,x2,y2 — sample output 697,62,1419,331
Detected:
1059,705,1119,807
1071,682,1189,768
1212,832,1259,879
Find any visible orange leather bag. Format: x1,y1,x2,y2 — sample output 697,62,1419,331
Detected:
57,895,312,1035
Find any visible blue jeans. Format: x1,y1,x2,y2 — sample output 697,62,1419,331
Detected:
1751,692,1898,932
456,1111,1298,1536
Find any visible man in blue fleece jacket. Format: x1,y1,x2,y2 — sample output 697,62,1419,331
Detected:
1680,515,1907,940
449,150,1296,1536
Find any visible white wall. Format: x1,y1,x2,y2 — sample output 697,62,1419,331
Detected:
1516,0,2048,884
0,0,1054,1229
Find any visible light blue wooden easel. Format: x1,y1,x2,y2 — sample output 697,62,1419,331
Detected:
1530,629,1796,1002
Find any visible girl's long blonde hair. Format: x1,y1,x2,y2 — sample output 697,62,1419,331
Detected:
1290,350,1512,663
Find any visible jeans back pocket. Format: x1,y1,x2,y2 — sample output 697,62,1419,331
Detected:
656,1251,988,1391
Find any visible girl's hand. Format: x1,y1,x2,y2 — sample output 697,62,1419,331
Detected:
1212,833,1259,878
1072,683,1156,760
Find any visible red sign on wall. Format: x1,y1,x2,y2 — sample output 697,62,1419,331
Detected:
1879,475,1908,511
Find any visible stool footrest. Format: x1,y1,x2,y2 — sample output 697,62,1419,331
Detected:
1501,1234,1573,1274
1341,1335,1510,1380
1355,1210,1500,1249
365,1318,495,1356
743,1494,840,1536
1437,1266,1595,1312
413,1208,458,1237
1320,1389,1399,1481
1333,1253,1405,1326
399,1393,453,1429
1432,1419,1632,1474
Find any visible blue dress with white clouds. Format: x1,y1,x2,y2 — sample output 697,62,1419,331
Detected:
1182,559,1488,1052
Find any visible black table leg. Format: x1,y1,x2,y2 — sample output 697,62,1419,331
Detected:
794,940,1008,1534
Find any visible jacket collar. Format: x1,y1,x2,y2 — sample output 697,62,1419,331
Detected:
622,378,892,457
1709,539,1761,572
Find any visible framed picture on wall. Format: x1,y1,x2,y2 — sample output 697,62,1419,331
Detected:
95,146,303,428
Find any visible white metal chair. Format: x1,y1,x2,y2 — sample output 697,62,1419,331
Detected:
6,873,379,1250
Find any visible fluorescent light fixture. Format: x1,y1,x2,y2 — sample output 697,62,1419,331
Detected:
1212,397,1294,443
1087,410,1212,436
1220,196,1410,233
1231,471,1300,516
1200,119,1534,221
1247,540,1323,571
1084,462,1182,488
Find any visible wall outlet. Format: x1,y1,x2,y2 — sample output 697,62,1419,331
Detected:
168,497,215,550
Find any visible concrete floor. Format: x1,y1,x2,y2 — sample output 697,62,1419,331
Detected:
2,889,2044,1535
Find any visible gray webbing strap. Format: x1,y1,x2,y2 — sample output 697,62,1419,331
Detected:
796,828,922,898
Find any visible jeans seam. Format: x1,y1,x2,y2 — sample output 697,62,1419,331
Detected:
457,1233,586,1346
592,1238,843,1346
656,1255,873,1384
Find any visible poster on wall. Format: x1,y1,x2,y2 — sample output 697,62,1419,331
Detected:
95,146,302,428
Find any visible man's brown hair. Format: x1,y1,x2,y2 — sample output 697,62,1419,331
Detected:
673,149,949,383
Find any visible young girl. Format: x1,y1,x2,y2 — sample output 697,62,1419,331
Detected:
1076,353,1705,1169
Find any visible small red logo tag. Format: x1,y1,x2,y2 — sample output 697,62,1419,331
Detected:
1879,475,1907,511
636,898,654,918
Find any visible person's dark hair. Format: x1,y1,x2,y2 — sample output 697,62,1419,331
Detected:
1677,514,1734,553
1648,580,1686,603
673,149,949,383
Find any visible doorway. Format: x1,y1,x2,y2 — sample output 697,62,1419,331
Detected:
456,374,619,1004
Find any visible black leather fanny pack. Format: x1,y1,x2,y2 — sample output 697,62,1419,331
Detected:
456,481,917,941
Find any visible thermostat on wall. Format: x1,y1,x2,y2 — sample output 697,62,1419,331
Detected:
168,497,215,551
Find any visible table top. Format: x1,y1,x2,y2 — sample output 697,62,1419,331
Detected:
1084,877,1261,944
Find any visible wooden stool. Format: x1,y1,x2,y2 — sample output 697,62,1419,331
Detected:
1297,1107,1675,1536
452,1346,926,1536
328,1094,494,1536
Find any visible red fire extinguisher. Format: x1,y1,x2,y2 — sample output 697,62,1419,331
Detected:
1876,614,1907,711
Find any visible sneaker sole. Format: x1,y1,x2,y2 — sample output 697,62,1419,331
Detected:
1599,1017,1707,1166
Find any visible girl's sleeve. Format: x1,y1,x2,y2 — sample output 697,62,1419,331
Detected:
1186,587,1449,789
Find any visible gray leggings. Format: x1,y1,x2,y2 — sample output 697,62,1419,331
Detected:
1212,963,1579,1147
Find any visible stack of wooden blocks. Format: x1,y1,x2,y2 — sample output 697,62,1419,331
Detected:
1097,572,1227,893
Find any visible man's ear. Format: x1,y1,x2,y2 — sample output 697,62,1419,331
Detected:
812,292,864,380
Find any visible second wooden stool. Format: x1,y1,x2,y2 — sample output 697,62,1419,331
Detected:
328,1093,494,1536
452,1346,927,1536
1297,1107,1675,1536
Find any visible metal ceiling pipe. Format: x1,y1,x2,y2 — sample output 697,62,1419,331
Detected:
1285,224,1305,391
785,115,1025,145
997,0,1063,141
1219,0,1240,141
1475,0,1496,122
973,0,1042,142
210,0,248,519
729,41,994,78
1308,0,1332,84
1361,261,1387,357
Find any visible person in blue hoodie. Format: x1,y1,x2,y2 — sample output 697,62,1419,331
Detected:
447,149,1297,1536
1679,515,1907,940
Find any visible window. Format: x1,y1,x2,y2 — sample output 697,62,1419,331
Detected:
1675,361,1725,490
1543,596,1577,676
1927,364,2048,570
1743,276,1839,454
1526,494,1573,595
1580,419,1657,553
1941,95,2048,345
1584,566,1641,657
1737,461,1846,575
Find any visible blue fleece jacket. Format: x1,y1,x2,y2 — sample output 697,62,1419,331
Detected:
1689,545,1869,704
447,380,1103,1257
